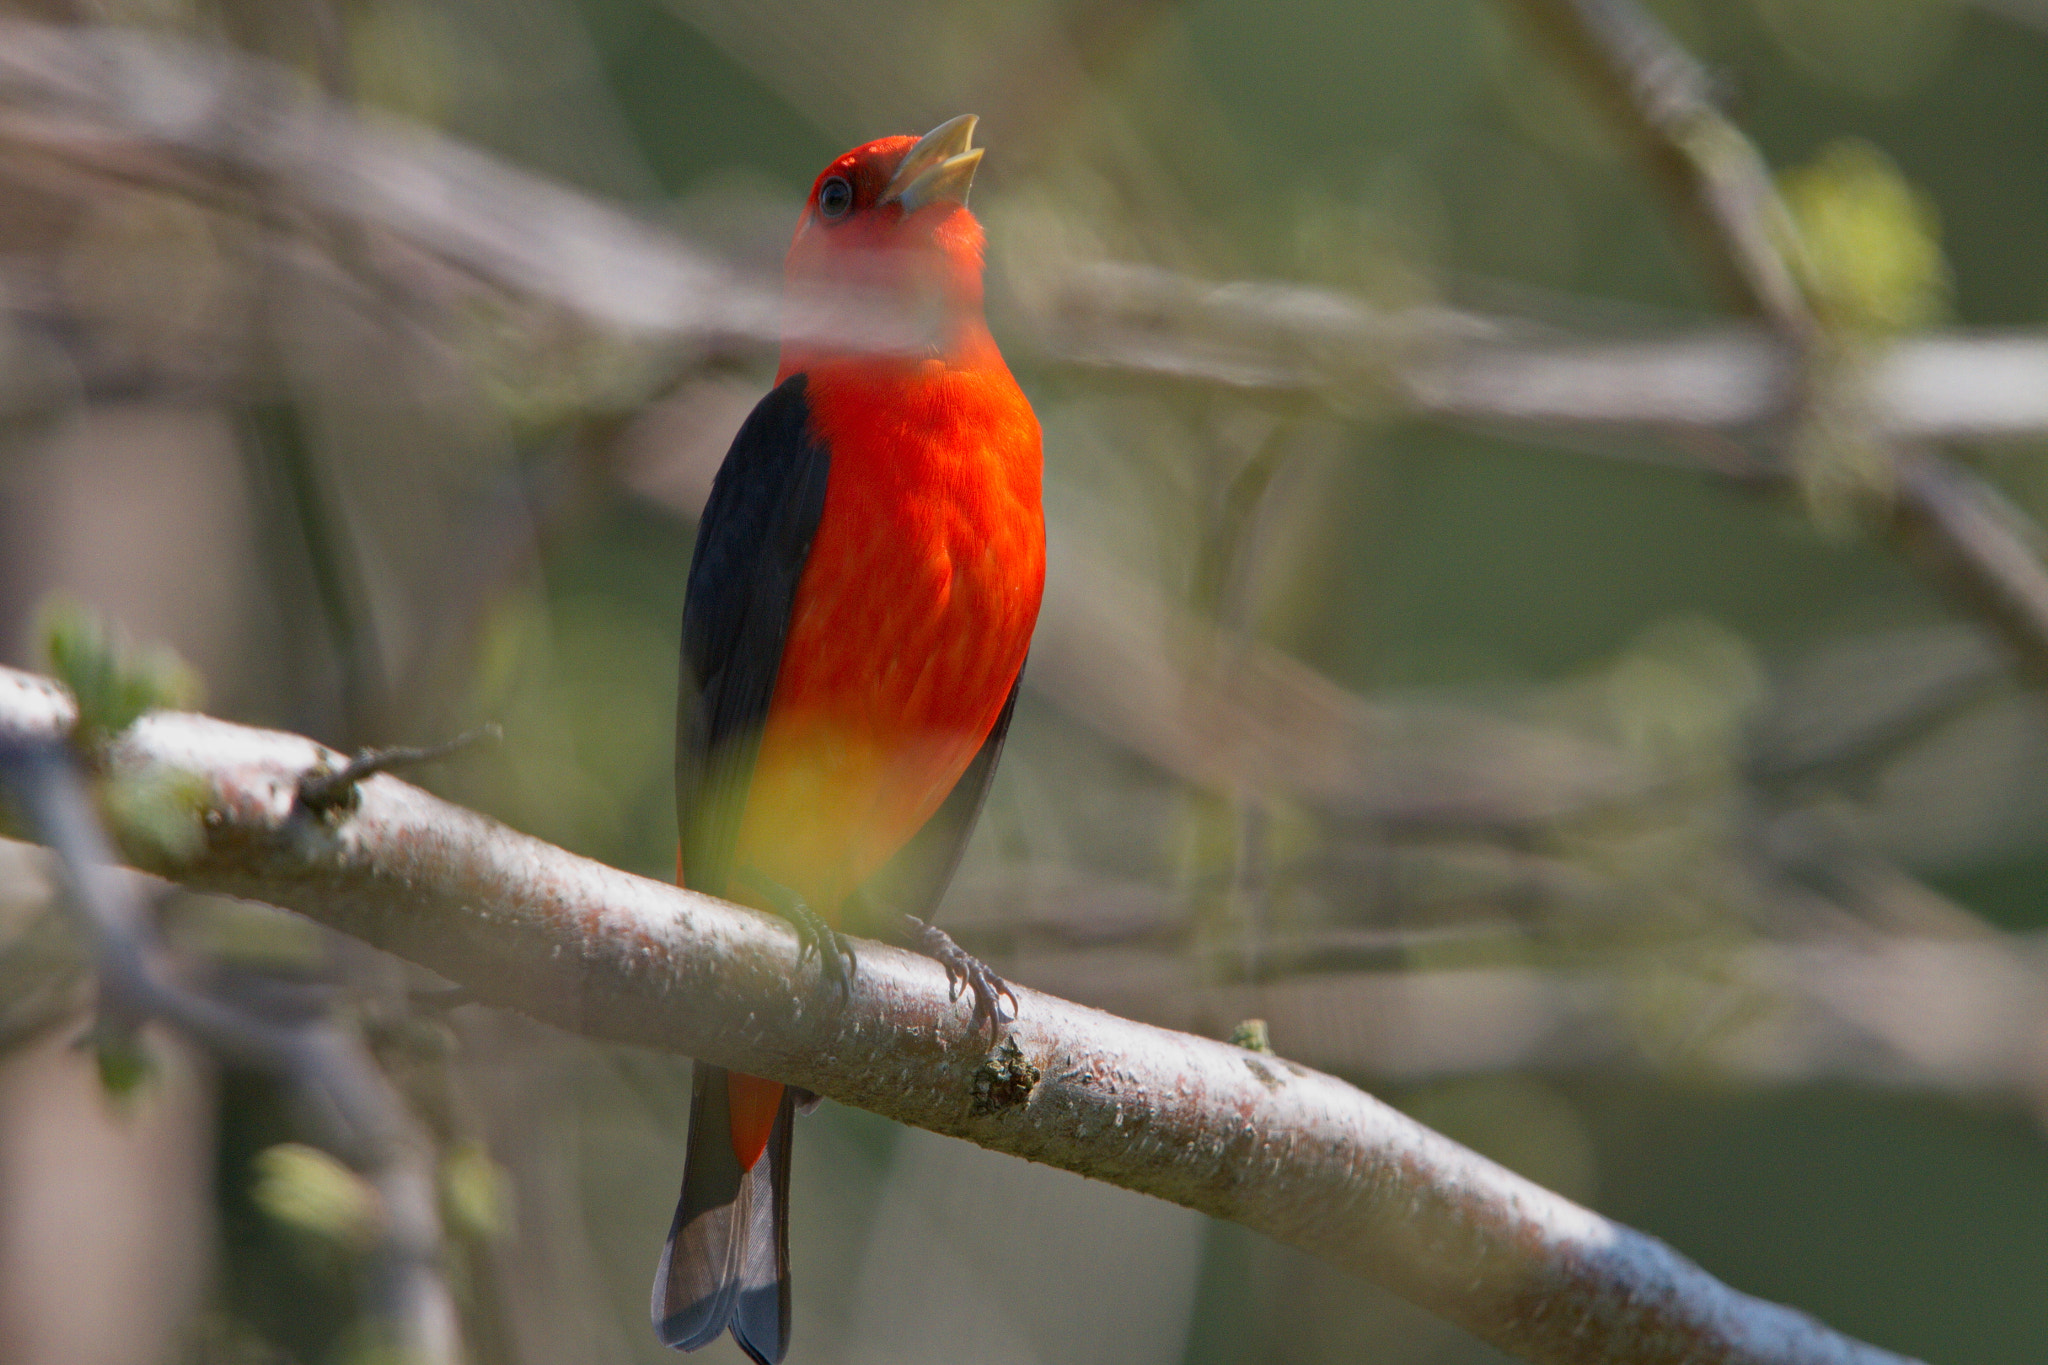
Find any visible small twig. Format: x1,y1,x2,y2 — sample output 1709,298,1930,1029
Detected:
298,723,503,813
1890,452,2048,683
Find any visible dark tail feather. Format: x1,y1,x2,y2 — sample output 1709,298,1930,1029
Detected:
652,1062,794,1363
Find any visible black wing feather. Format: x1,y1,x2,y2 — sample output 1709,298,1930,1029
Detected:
675,374,831,899
657,374,822,1359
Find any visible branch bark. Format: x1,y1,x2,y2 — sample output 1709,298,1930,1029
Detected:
0,664,1924,1365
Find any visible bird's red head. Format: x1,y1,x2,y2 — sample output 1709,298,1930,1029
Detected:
779,115,992,375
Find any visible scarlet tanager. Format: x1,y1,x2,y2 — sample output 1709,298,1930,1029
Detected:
652,116,1045,1363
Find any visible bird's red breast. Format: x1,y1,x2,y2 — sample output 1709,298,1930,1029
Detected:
732,355,1043,920
724,132,1046,929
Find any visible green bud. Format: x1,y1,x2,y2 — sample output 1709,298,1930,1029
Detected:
440,1139,515,1241
1228,1018,1274,1054
92,1031,153,1097
99,765,209,865
37,600,201,752
252,1143,380,1248
1783,140,1949,335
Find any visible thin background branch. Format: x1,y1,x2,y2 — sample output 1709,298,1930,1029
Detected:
0,20,2042,445
1502,0,2048,683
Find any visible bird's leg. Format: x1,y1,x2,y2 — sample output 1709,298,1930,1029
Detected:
838,885,1017,1031
900,913,1018,1032
738,868,856,997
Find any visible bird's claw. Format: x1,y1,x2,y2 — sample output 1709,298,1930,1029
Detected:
904,914,1017,1029
792,901,856,997
744,869,856,999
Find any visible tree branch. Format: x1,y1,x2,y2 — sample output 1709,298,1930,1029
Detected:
0,700,458,1365
0,664,1924,1365
4,21,2048,450
1501,0,2048,684
1500,0,1817,339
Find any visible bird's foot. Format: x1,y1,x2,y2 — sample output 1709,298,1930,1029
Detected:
903,915,1017,1031
740,869,856,998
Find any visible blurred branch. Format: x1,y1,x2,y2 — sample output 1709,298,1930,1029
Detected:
1051,268,2048,442
0,665,1925,1365
1890,454,2048,685
2,21,2048,449
622,418,1650,830
1501,0,2048,684
0,680,458,1365
968,885,2048,1103
1500,0,1816,339
0,23,757,337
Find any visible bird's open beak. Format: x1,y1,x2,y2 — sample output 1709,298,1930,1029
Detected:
882,114,983,213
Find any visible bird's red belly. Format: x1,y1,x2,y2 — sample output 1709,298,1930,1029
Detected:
731,363,1044,922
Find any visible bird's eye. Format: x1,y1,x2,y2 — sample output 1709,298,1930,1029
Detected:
818,176,854,221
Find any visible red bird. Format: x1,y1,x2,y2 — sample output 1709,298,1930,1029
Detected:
653,116,1045,1363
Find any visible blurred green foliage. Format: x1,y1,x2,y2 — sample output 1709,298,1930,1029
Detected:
39,598,199,752
252,1143,381,1253
440,1139,516,1242
1784,139,1949,335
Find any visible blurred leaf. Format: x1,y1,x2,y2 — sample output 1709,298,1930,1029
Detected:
1788,365,1898,537
1783,140,1949,336
99,764,210,865
91,1026,154,1097
1597,617,1763,773
440,1138,516,1241
38,599,201,752
1776,141,1948,533
252,1142,380,1250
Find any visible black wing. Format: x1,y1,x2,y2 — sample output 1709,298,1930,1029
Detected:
675,374,831,899
855,671,1023,924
